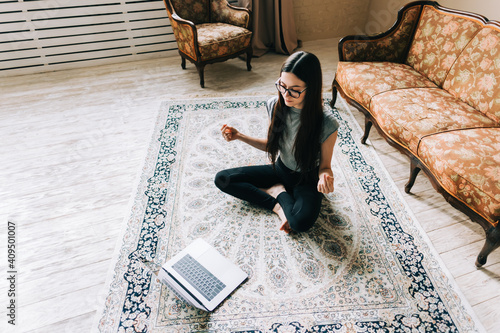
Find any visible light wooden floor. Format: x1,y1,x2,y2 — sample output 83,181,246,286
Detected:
1,39,499,332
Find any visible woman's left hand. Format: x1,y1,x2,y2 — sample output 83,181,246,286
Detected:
317,173,334,194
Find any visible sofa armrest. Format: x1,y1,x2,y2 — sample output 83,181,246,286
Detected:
339,1,432,62
211,0,251,29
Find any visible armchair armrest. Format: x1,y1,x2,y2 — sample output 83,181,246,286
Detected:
169,11,196,30
339,1,431,63
164,0,200,61
211,0,251,29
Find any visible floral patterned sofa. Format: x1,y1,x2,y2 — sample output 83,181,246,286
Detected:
332,1,500,266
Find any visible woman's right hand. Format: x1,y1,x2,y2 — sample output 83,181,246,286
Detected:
220,124,267,151
221,124,239,142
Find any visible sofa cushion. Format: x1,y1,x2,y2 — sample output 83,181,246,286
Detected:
405,5,482,87
370,88,498,153
443,26,500,124
196,23,252,61
335,62,437,110
417,128,500,225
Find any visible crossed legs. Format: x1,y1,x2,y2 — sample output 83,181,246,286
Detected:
214,161,322,233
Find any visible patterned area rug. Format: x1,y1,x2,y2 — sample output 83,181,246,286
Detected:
96,95,484,332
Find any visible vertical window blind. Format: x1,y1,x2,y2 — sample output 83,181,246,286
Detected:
0,0,239,76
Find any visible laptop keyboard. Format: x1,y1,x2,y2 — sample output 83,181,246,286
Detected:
172,254,226,301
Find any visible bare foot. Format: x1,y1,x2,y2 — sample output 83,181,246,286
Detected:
280,221,292,234
272,202,292,234
263,183,286,198
260,184,291,233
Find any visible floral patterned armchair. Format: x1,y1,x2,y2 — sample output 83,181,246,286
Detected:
163,0,253,88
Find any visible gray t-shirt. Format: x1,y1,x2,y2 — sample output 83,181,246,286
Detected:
266,96,339,171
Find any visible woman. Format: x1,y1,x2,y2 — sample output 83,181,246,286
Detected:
214,51,339,233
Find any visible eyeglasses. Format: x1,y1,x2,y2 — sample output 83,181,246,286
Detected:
275,79,307,98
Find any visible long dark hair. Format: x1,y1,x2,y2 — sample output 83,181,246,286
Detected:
266,51,323,180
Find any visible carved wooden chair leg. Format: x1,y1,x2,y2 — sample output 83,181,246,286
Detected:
246,48,252,71
405,158,421,193
181,57,186,70
195,64,206,88
476,226,500,267
361,118,372,144
330,86,337,108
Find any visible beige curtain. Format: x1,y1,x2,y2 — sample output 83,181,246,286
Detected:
238,0,298,56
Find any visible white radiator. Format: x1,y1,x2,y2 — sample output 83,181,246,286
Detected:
0,0,241,77
0,0,178,76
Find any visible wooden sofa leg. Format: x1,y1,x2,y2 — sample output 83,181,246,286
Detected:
476,226,500,267
361,118,372,144
405,158,421,193
181,57,186,70
195,64,206,88
330,86,337,108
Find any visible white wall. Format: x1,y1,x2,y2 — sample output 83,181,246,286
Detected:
293,0,371,41
364,0,500,35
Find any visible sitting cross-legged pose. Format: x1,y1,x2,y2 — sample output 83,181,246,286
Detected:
214,51,339,233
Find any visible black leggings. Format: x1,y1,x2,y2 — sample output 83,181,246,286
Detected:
214,158,323,232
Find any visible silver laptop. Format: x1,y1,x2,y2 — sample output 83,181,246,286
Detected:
157,238,248,311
